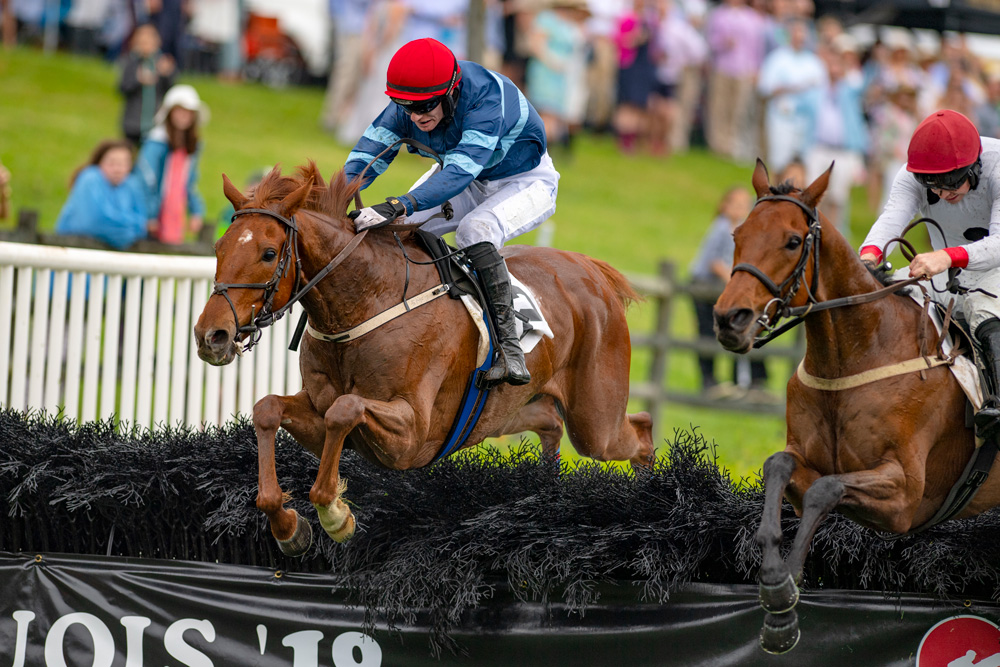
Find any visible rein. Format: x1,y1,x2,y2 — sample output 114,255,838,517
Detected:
212,139,457,351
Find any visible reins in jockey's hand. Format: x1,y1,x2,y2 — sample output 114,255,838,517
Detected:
348,137,454,229
881,217,998,300
349,197,408,231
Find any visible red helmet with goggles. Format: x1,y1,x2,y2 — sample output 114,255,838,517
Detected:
907,110,981,174
386,38,462,102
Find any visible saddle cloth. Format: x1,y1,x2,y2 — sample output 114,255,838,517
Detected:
459,273,554,367
902,287,984,410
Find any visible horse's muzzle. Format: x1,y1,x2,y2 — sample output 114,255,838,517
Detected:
714,306,757,353
193,323,239,366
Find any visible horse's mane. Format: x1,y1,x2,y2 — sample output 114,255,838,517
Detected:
245,162,363,221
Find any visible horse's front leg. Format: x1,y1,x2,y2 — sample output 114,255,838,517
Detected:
311,394,421,544
253,390,326,557
759,460,913,654
756,450,818,654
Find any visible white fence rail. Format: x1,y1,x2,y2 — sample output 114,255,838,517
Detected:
0,242,302,429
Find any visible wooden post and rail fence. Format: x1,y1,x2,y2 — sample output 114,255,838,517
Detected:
0,233,802,446
625,261,804,444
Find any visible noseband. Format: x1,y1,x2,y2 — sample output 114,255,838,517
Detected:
731,194,823,342
211,207,369,351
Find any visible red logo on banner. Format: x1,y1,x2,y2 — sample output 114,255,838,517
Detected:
917,616,1000,667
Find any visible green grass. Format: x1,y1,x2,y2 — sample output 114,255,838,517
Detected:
0,47,891,480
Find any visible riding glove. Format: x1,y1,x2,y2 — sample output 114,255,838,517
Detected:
348,197,407,232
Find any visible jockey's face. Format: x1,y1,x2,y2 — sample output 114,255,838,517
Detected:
932,179,972,204
410,102,445,132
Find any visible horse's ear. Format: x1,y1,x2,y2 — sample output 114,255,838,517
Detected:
801,161,834,210
278,175,314,218
222,173,249,210
751,159,770,199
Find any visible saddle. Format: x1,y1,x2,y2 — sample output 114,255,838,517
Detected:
413,229,539,344
413,229,480,301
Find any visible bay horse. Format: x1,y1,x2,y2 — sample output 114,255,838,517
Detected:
193,164,654,556
713,160,1000,653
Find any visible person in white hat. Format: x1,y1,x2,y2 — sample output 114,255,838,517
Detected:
135,83,208,245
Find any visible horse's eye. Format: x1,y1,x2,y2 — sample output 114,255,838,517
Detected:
262,249,278,262
785,236,802,251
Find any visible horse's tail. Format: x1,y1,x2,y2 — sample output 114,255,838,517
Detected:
590,257,642,308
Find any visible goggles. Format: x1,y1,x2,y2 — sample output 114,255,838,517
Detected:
914,166,971,192
391,96,442,115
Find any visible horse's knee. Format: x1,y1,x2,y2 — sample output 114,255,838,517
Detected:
763,452,797,481
324,394,366,430
253,394,284,431
801,476,845,516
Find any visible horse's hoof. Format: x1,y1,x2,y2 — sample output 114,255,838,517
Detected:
760,610,800,654
276,512,313,557
759,573,799,614
315,498,356,543
329,512,356,543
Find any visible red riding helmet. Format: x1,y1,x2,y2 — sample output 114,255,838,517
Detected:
906,109,982,174
385,38,462,101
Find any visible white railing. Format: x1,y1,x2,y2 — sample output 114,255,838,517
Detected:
0,242,302,429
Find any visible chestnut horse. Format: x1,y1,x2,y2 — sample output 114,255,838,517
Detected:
193,164,654,556
714,160,1000,653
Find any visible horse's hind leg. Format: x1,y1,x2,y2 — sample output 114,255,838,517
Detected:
504,395,564,460
253,390,326,557
557,367,654,469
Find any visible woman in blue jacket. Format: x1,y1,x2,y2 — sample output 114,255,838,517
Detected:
55,139,148,249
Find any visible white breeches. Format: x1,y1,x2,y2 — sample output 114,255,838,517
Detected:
407,152,560,249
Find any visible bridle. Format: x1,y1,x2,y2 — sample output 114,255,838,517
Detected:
210,207,369,352
730,194,824,347
731,194,926,348
210,137,454,352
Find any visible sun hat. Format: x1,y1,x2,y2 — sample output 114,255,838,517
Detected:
154,84,210,126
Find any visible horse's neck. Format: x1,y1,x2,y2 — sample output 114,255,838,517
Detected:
295,214,413,332
803,228,918,372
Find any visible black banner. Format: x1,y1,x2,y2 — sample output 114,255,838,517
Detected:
3,552,1000,666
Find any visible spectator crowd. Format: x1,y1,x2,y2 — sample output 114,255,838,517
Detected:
8,0,1000,245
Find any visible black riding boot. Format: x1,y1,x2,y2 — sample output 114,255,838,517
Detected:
465,242,531,387
974,317,1000,438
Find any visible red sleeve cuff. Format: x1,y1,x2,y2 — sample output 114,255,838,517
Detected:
860,245,883,263
944,246,969,268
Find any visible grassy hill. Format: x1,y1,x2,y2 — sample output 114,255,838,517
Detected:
0,46,885,479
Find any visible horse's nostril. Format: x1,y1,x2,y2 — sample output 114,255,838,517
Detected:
716,308,754,332
208,329,231,347
729,308,754,330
